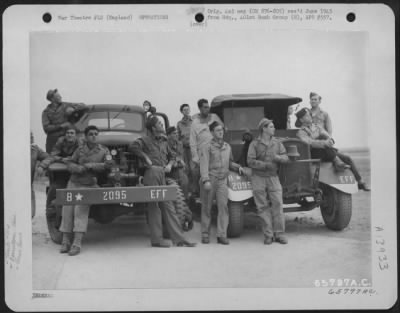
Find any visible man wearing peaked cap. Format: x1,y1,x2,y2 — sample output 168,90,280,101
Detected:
295,108,309,128
42,89,86,153
295,108,370,191
247,117,290,245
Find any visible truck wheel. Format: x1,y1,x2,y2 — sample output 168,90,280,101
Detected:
227,201,244,238
46,186,63,244
166,177,193,231
320,185,352,230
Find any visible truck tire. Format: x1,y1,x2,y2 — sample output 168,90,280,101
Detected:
227,201,244,238
166,177,193,231
320,184,352,230
46,186,63,244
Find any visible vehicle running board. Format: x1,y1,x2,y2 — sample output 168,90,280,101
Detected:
283,201,319,213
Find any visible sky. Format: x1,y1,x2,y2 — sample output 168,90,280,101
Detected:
30,30,368,149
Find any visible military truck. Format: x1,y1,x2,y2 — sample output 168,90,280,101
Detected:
45,104,192,244
208,94,358,237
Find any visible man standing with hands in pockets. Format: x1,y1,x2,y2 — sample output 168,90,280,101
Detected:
247,118,289,245
199,121,243,245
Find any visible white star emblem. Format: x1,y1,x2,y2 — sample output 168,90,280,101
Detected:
75,193,83,201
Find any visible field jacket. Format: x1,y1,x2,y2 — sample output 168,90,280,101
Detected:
247,136,288,177
199,138,240,182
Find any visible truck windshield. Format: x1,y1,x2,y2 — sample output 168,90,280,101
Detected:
75,111,143,132
223,107,264,131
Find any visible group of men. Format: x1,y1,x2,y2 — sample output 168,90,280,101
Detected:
31,89,370,255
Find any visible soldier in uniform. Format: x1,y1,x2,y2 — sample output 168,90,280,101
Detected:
49,126,82,161
42,89,86,153
247,118,289,245
31,131,50,218
190,99,224,196
176,104,194,196
295,108,370,191
199,121,243,245
166,126,189,200
59,125,112,256
129,116,196,248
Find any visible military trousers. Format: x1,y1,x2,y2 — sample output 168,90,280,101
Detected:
46,134,61,154
251,175,285,239
182,146,197,194
200,176,229,238
336,152,362,182
144,166,187,245
59,180,96,233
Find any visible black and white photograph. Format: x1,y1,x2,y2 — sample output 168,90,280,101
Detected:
3,3,397,311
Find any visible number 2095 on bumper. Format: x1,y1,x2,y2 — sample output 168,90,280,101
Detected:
55,186,178,205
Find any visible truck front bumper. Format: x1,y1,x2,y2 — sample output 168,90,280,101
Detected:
55,185,177,205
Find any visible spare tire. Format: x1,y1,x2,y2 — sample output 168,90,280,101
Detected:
227,201,244,238
166,177,193,231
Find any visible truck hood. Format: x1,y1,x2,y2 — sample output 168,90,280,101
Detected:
95,131,142,146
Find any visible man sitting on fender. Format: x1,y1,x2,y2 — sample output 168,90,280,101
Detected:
295,108,370,191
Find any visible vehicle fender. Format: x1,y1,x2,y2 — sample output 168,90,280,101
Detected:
227,171,253,202
314,162,358,194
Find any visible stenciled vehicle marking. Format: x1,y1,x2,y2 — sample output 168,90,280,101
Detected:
56,186,177,205
227,174,252,191
338,175,355,184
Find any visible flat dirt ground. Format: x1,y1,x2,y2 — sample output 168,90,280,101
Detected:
32,152,371,290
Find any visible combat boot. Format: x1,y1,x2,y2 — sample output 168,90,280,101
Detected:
68,232,84,256
60,232,72,253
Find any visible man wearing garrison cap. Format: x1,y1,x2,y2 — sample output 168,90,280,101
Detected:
42,89,86,153
129,116,196,248
309,92,332,135
247,118,289,245
295,108,370,191
199,121,243,245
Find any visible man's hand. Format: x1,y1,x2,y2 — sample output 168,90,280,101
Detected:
84,163,93,170
238,167,244,175
192,157,199,165
104,160,113,170
273,155,284,163
324,139,333,148
60,122,72,129
203,181,212,191
164,164,172,173
36,166,45,177
144,156,152,168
